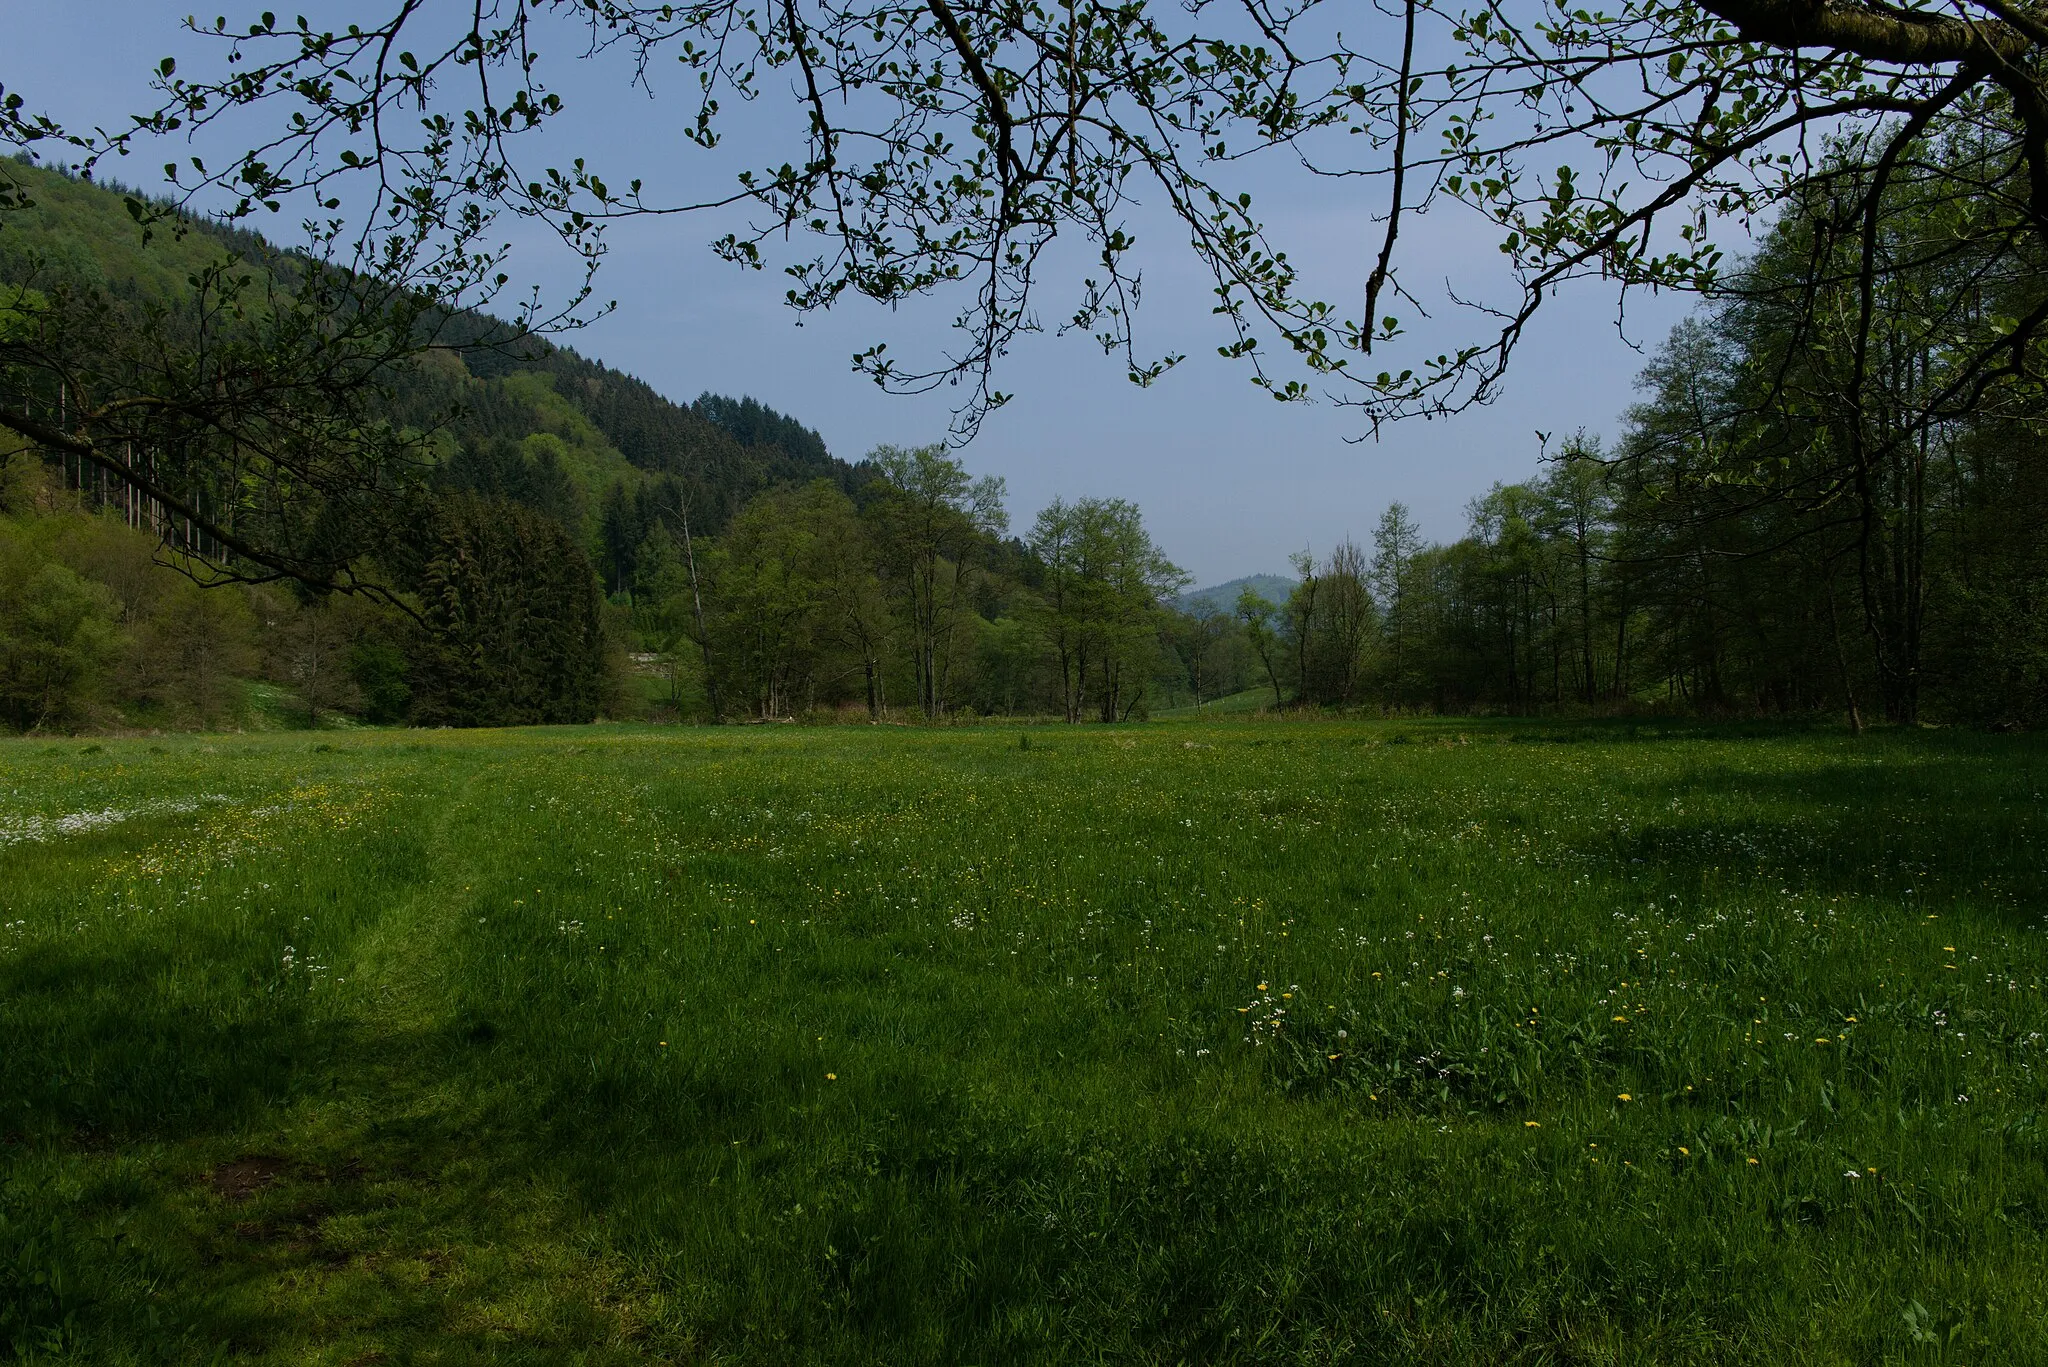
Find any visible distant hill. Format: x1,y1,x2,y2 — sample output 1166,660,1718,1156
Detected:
1177,574,1296,615
0,159,851,586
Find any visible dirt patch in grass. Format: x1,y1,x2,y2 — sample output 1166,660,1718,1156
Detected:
208,1154,294,1201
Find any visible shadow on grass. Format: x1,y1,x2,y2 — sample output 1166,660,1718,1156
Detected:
1,947,663,1361
2,928,1737,1364
1585,739,2048,920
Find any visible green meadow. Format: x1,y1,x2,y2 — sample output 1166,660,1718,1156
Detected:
3,720,2045,1363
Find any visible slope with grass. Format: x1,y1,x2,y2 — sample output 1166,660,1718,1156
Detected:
1153,685,1273,717
3,719,2045,1362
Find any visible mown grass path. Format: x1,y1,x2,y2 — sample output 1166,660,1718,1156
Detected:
3,720,2045,1363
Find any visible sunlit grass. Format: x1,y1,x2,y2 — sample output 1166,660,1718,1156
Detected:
2,719,2044,1362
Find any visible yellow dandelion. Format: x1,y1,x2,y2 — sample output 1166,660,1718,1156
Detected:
1617,1093,1633,1102
1524,1121,1540,1128
1677,1146,1690,1156
825,1073,837,1081
1746,1157,1760,1165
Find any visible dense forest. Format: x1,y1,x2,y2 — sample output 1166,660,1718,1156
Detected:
6,145,2048,732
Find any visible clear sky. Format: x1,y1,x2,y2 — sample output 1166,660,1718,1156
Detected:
12,4,1700,586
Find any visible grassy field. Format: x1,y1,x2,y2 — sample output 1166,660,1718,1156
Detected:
3,719,2045,1364
1152,686,1274,718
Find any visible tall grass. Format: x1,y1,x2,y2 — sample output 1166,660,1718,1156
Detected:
2,720,2044,1362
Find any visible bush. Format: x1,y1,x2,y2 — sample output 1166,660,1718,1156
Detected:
349,639,412,724
123,576,259,727
0,534,120,732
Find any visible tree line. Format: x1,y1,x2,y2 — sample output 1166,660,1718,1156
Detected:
0,454,607,733
10,0,2048,679
625,445,1188,723
0,421,1205,731
11,118,2048,732
1154,123,2048,731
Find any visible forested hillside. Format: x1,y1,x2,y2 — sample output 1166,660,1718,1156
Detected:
1177,575,1295,617
0,160,851,731
1,161,846,575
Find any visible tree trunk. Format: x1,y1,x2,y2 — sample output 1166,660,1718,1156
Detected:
678,497,721,722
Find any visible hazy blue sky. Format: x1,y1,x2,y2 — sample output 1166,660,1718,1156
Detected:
14,4,1701,586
